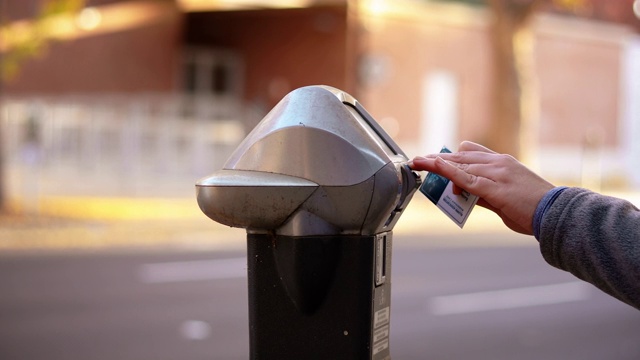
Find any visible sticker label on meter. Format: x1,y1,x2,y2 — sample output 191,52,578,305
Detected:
372,307,390,356
373,307,390,328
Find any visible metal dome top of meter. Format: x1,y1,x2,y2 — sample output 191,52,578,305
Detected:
196,85,421,236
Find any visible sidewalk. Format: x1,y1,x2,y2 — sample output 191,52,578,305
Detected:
0,211,244,253
0,193,515,253
3,189,639,253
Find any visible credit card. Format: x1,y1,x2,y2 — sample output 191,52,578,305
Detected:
419,146,478,228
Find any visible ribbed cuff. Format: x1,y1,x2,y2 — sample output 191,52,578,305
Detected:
533,186,568,241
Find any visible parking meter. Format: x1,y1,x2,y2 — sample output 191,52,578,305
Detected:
196,85,421,360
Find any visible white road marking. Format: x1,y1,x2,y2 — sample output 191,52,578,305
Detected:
428,281,592,315
179,320,212,341
138,257,246,284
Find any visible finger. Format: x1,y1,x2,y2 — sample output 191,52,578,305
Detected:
408,157,436,172
413,158,478,195
447,161,501,182
413,156,500,192
433,156,495,195
419,142,497,161
458,141,497,154
417,154,504,185
434,151,497,166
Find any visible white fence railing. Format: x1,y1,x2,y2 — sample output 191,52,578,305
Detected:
1,94,247,203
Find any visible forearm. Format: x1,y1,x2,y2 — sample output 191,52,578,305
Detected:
538,187,640,309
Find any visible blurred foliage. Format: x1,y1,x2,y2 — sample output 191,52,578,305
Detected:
0,0,86,81
438,0,484,6
427,0,588,13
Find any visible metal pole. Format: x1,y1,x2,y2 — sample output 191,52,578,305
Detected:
246,233,392,360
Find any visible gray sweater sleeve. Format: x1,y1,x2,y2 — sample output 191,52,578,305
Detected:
538,187,640,310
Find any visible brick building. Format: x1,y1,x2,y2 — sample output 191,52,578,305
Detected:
2,0,640,188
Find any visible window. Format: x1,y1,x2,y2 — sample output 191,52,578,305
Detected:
181,48,243,97
180,48,244,119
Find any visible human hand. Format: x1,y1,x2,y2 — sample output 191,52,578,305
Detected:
410,141,554,235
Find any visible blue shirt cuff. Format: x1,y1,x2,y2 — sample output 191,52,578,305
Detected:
533,186,568,241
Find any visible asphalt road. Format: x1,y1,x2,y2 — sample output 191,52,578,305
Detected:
0,233,638,360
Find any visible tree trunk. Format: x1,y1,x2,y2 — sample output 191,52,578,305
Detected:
0,0,7,214
0,56,4,214
487,0,540,158
0,85,5,214
0,117,4,214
